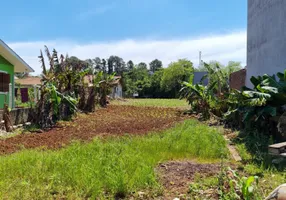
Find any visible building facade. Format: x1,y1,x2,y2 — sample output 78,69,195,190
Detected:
247,0,286,87
0,40,34,108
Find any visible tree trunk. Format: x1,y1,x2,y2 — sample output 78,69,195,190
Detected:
3,104,13,132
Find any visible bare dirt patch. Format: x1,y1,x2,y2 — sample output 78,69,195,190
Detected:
156,161,221,200
0,105,186,155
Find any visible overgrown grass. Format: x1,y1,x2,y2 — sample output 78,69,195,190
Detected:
0,120,227,199
112,98,189,108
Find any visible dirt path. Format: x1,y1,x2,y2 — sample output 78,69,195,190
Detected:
156,161,221,200
0,105,186,155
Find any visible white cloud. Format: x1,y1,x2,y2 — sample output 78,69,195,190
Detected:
7,30,246,75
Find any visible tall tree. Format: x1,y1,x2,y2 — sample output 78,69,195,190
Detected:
93,57,102,72
107,56,126,75
149,59,163,72
67,56,89,71
127,60,134,71
138,62,147,70
107,56,114,74
101,59,107,73
161,59,194,97
224,61,242,76
85,59,93,67
123,65,150,97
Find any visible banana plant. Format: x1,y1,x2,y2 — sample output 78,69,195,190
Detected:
180,80,217,119
225,70,286,128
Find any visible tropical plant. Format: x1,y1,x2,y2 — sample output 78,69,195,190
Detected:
33,46,87,129
218,166,259,200
225,70,286,131
180,79,218,119
98,72,119,107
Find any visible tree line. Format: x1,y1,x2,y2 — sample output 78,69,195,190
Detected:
54,55,243,98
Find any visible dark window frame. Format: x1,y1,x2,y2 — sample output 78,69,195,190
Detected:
0,71,10,93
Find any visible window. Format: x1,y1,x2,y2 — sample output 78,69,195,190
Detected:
0,72,10,92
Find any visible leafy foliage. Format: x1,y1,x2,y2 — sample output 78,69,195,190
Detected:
161,59,194,98
225,70,286,135
149,59,162,72
180,62,233,119
217,166,259,200
181,81,217,119
35,47,87,128
34,46,119,128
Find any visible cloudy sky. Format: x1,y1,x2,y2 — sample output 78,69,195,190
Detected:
1,0,247,75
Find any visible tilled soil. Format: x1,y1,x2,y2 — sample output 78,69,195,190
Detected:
0,105,186,155
156,161,221,200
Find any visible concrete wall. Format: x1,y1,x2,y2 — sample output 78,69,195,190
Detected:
0,108,33,125
247,0,286,87
110,84,123,98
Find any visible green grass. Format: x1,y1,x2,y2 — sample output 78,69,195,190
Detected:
0,120,227,199
112,98,189,108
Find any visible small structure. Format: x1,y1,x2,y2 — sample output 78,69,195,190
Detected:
0,39,34,108
84,75,123,98
15,77,41,103
193,72,208,86
110,77,123,99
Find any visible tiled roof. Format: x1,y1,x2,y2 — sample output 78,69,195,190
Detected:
15,77,42,86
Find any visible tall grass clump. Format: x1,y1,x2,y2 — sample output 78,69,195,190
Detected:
0,120,227,199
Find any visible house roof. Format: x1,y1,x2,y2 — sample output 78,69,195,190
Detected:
15,77,42,86
0,39,34,73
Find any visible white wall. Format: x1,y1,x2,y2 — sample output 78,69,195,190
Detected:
110,84,123,98
247,0,286,87
115,84,123,98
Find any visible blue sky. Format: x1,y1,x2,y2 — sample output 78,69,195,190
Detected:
1,0,247,75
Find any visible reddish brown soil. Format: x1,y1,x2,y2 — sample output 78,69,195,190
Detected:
0,105,186,155
157,161,220,200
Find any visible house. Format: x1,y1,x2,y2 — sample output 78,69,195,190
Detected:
84,75,123,98
15,77,41,103
193,72,208,86
0,39,34,108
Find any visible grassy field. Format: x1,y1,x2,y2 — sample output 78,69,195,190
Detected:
0,120,227,199
112,98,189,107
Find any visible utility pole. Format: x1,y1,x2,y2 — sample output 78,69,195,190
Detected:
199,51,202,68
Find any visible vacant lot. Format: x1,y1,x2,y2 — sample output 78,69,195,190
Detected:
0,105,186,155
112,98,189,108
0,99,283,199
0,119,227,199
